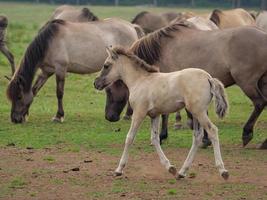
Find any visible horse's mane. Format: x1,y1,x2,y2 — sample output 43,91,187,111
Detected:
130,22,190,65
81,7,99,21
7,19,65,101
113,46,159,73
131,11,149,24
210,9,222,26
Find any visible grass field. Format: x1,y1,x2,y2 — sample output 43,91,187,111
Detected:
0,2,266,200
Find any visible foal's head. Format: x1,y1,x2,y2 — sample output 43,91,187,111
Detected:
94,47,123,91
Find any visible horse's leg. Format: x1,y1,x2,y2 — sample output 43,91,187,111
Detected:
186,109,211,148
52,74,65,122
114,110,146,176
177,117,203,179
197,112,229,179
242,99,266,146
159,114,169,144
259,139,267,149
151,115,177,176
32,71,53,96
174,111,182,129
123,102,133,120
0,44,15,75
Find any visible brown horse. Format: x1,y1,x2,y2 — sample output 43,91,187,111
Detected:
6,19,143,123
0,15,15,75
209,8,255,29
132,11,179,33
104,22,267,149
51,5,98,22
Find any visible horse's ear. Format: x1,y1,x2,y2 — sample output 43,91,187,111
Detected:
106,46,118,59
106,46,113,57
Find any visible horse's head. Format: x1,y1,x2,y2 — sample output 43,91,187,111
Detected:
104,80,129,122
6,76,34,123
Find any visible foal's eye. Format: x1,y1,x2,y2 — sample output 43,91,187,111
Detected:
104,63,111,69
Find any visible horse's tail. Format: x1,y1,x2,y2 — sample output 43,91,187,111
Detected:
209,78,229,119
133,24,145,39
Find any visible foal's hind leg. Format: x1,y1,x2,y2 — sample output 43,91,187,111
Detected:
52,73,65,123
174,111,182,129
177,117,203,179
151,116,176,176
159,114,169,144
197,112,228,179
0,44,15,75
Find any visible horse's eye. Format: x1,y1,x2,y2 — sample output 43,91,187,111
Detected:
104,64,110,69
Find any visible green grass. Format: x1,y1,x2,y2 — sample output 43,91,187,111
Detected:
0,2,266,199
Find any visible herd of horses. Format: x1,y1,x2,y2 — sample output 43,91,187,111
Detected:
1,5,267,180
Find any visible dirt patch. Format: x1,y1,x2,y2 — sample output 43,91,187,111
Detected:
0,146,266,200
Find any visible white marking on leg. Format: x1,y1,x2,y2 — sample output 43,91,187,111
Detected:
114,112,145,175
178,118,203,177
151,116,175,174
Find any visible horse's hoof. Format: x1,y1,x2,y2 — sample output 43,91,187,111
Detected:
114,171,123,176
123,115,131,120
52,116,64,123
242,133,253,147
168,165,177,176
175,173,185,180
174,123,182,130
221,171,229,180
259,139,267,149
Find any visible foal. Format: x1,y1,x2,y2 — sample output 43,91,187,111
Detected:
94,47,229,180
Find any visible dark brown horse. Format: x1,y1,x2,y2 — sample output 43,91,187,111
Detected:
104,22,267,149
0,15,15,75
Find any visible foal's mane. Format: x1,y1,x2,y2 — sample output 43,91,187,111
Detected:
130,22,190,65
113,46,159,73
7,19,65,101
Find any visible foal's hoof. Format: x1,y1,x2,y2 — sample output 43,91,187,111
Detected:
175,173,185,180
168,166,177,176
114,171,123,177
52,116,64,123
221,171,229,180
123,115,131,120
242,133,253,147
174,123,182,130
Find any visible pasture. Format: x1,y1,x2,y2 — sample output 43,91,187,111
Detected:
0,2,266,200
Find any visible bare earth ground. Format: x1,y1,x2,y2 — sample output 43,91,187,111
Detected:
0,145,266,200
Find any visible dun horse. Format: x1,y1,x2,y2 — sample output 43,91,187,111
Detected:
94,46,229,180
51,5,99,22
0,15,15,75
104,22,267,148
6,19,143,123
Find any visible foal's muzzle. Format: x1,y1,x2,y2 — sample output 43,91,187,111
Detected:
94,77,106,90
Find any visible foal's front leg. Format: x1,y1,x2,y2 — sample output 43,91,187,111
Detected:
52,74,65,122
114,111,146,176
0,44,15,75
151,116,177,176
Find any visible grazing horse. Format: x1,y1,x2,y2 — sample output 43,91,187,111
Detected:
209,8,255,29
0,15,15,75
132,11,179,33
94,46,229,180
6,19,143,123
103,22,267,149
51,5,98,22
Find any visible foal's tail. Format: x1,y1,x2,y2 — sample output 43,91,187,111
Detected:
209,78,229,119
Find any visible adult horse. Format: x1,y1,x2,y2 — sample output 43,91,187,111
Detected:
209,8,255,29
51,5,99,22
256,11,267,32
103,22,267,149
6,19,143,123
131,11,180,33
0,15,15,75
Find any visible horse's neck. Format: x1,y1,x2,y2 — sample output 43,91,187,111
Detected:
120,63,148,90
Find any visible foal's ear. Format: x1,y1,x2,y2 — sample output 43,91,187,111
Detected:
105,46,118,59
